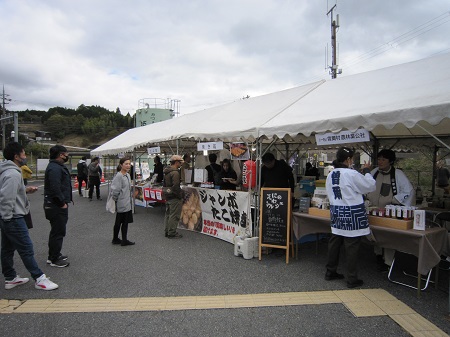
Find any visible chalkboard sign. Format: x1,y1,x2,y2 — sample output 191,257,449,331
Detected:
259,188,291,264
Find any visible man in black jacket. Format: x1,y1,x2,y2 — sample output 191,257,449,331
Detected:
43,145,71,268
260,152,295,192
205,153,221,185
76,156,88,196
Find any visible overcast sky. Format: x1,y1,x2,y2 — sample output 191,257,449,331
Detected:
1,0,449,116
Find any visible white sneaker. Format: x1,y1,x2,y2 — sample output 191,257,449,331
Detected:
5,275,30,289
35,274,59,291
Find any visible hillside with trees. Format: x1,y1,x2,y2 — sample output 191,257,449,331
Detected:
12,104,134,148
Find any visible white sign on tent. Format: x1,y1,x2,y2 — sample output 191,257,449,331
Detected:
147,146,161,155
315,129,370,145
197,142,223,151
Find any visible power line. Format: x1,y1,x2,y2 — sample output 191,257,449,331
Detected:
341,11,450,69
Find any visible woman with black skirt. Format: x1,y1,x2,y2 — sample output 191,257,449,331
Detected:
110,157,135,246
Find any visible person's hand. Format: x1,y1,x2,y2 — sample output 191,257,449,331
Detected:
61,203,68,209
362,160,372,174
26,186,38,194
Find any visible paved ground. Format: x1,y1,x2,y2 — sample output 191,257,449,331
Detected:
0,181,449,337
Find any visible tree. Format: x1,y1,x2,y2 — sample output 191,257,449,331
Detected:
45,114,68,139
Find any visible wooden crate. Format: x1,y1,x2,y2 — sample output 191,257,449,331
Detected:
368,215,413,230
307,208,413,230
308,207,330,218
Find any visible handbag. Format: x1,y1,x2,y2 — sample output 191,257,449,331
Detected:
106,194,116,214
162,174,175,199
162,186,174,199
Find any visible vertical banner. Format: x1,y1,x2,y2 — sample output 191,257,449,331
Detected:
178,187,252,243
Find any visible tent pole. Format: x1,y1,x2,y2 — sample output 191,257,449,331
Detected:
132,150,136,213
254,138,263,237
416,123,450,150
432,146,438,197
372,135,379,166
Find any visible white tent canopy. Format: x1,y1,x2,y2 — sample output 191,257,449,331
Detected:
92,80,323,156
92,52,450,157
258,52,450,142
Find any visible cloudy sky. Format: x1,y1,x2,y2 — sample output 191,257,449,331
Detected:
1,0,449,116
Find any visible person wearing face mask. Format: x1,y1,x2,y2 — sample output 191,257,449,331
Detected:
0,142,59,291
43,145,72,268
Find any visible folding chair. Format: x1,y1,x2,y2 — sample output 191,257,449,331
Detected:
434,211,450,270
387,218,441,297
434,211,450,230
388,251,434,293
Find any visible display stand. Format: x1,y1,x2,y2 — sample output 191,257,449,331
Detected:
258,188,291,264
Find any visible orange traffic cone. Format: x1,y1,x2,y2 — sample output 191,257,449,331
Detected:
101,172,105,183
74,178,78,189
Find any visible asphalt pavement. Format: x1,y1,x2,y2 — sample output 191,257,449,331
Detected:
0,180,448,337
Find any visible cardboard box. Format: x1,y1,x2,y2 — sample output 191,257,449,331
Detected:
308,207,330,218
307,208,413,230
368,215,413,230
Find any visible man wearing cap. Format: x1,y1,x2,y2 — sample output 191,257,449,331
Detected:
163,155,184,239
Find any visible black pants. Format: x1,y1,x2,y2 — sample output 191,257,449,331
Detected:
44,203,68,262
88,176,101,199
326,234,361,283
113,211,133,241
77,175,88,195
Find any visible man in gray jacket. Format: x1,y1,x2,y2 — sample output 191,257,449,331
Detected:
0,142,58,290
88,157,102,201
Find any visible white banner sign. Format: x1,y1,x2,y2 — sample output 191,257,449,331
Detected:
315,129,370,145
147,146,161,155
140,162,150,180
197,141,223,151
178,187,252,243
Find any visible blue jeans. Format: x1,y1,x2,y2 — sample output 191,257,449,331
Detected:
44,203,69,262
0,217,43,280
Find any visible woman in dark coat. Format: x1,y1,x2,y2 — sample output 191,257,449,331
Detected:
217,159,238,190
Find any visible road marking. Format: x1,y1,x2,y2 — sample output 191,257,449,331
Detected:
1,289,446,336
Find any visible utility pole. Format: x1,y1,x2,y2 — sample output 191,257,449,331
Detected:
327,4,342,79
1,85,13,148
